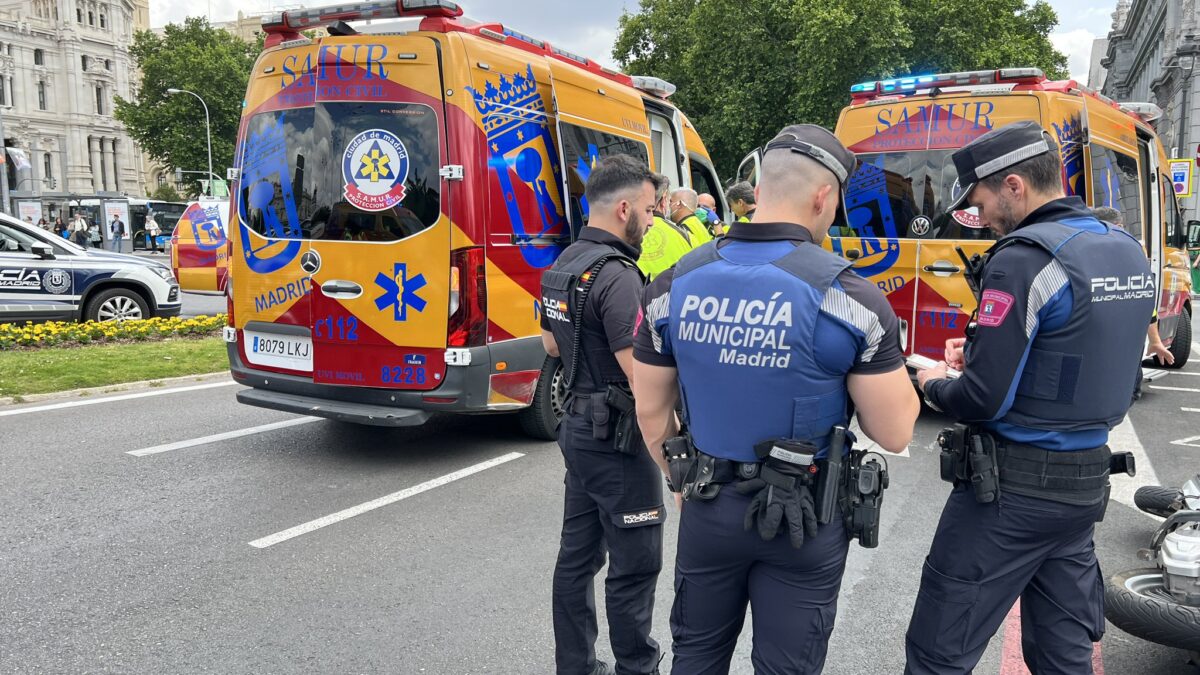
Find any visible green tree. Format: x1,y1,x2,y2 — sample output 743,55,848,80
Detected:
115,18,260,197
150,183,183,202
614,0,1067,177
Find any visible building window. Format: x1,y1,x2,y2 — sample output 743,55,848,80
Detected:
88,11,94,26
43,152,52,183
0,79,7,107
77,8,82,22
81,55,89,70
99,14,105,28
33,49,43,66
95,86,104,115
104,59,111,70
37,81,46,111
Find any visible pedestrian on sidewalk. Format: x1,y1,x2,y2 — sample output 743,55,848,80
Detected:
53,216,66,238
109,214,126,252
87,219,102,248
70,212,89,247
36,217,50,231
145,214,162,253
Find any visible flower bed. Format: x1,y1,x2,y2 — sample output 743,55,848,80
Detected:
0,314,227,350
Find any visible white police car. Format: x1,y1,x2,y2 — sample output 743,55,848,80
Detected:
0,212,181,322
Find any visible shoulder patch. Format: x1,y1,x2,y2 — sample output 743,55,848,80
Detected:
977,289,1015,327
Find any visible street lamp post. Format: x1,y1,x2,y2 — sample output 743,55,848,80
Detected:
166,88,213,197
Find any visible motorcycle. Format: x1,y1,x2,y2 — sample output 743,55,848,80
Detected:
1104,475,1200,662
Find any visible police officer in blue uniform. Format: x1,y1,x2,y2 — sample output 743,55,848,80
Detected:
633,125,920,674
907,121,1153,674
540,155,666,675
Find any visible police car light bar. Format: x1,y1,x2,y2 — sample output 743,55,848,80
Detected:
850,68,1047,99
262,0,461,34
632,76,677,99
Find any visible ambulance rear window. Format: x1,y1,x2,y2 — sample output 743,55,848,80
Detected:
238,102,440,243
836,151,995,241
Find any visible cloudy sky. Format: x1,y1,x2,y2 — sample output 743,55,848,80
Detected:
152,0,1119,85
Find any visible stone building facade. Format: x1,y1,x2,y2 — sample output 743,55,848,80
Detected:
0,0,150,218
1101,0,1200,220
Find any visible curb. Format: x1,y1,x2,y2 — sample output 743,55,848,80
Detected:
0,370,234,407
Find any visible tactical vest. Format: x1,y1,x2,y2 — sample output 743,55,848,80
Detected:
637,216,693,280
993,217,1155,432
541,240,640,395
668,239,853,462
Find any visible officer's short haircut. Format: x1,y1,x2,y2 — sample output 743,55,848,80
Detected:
654,173,671,202
977,138,1063,197
1091,206,1122,225
585,155,660,208
726,181,755,205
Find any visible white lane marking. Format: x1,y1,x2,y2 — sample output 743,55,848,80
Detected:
127,417,321,457
1170,371,1200,377
1193,341,1199,356
1150,385,1200,393
1171,435,1200,448
249,452,525,549
0,381,237,418
1108,417,1160,521
1183,408,1200,413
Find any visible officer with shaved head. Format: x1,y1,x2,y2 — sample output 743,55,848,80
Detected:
633,125,919,672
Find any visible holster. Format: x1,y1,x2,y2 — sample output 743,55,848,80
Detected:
603,385,641,456
937,423,999,503
843,449,889,548
664,435,698,497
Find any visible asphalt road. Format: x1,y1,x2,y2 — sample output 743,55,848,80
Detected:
2,312,1198,674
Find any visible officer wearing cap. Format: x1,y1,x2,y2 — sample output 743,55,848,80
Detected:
633,124,919,673
541,155,666,675
906,121,1155,674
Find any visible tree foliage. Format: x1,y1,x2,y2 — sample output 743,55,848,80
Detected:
614,0,1067,177
115,18,260,197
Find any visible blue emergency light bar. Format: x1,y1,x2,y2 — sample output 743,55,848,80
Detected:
851,68,1046,99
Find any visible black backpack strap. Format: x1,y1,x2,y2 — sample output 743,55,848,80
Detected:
561,250,637,390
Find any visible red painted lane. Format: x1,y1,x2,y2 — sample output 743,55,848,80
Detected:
999,602,1104,675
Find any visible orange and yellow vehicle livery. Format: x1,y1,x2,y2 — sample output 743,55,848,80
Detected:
224,0,725,436
170,200,230,294
742,68,1193,367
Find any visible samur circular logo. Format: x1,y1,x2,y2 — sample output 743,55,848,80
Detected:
42,268,70,294
342,129,410,212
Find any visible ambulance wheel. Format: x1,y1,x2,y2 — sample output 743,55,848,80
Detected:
86,288,148,322
519,357,564,441
1105,568,1200,652
1167,308,1191,369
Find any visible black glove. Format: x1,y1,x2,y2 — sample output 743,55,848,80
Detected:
735,470,819,549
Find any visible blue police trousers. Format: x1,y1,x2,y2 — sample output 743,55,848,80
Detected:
671,488,850,675
553,412,664,675
905,484,1106,675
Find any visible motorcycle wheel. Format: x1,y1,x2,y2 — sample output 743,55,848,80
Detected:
1105,568,1200,652
1135,486,1181,518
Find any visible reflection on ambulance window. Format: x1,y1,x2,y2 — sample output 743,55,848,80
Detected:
238,102,440,243
1090,145,1141,240
558,122,650,236
837,151,997,241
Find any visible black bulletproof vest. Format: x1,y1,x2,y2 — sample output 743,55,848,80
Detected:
540,240,641,395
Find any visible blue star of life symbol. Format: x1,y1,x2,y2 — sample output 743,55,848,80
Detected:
374,262,428,321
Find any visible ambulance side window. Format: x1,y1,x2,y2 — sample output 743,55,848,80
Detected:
1090,145,1142,239
1163,176,1185,248
558,122,651,236
690,158,725,221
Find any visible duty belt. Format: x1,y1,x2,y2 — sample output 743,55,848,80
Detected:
997,442,1111,506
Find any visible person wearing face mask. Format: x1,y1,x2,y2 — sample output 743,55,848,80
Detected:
907,121,1152,675
634,125,917,673
638,175,695,281
540,154,666,675
668,188,712,247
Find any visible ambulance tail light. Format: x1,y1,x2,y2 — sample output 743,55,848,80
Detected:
448,246,487,348
262,0,461,35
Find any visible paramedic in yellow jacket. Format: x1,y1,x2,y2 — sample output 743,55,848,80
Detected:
668,188,714,246
638,176,694,280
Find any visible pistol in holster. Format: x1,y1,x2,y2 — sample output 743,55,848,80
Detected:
664,434,698,497
595,384,641,456
937,423,999,503
843,446,889,549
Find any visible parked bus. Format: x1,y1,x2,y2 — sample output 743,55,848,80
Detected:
73,197,188,250
224,0,727,438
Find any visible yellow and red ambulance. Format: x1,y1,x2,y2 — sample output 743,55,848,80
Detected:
224,0,726,437
739,68,1193,367
170,199,230,293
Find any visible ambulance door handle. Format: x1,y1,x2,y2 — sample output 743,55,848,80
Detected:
844,249,861,260
321,280,363,298
923,262,961,275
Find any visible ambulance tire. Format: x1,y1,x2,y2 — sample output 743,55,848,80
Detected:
519,357,564,441
1167,308,1191,369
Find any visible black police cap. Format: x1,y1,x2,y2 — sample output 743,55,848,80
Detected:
947,120,1056,211
763,124,858,187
